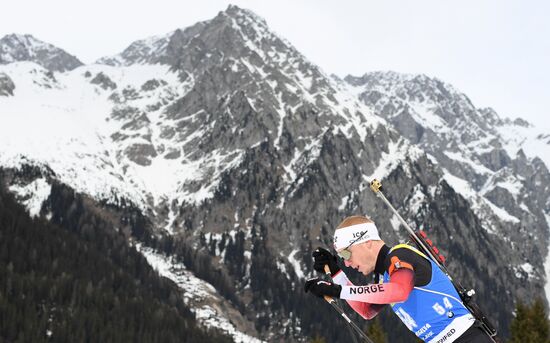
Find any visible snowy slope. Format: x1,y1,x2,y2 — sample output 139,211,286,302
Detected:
0,60,249,212
496,120,550,170
0,62,163,211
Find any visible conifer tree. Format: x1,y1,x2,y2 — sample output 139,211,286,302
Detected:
509,298,550,343
309,335,327,343
529,298,550,343
366,317,388,343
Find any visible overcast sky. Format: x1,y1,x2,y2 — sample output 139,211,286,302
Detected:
2,0,549,131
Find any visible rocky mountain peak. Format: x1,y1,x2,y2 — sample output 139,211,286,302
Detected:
98,4,300,72
345,70,504,142
223,4,268,26
99,4,381,180
0,33,83,72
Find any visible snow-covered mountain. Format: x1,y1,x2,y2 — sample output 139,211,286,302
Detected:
345,71,550,270
1,5,549,342
0,34,83,72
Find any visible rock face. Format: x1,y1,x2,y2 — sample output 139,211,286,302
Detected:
90,72,117,90
0,34,83,72
345,71,550,255
0,5,549,342
0,72,15,96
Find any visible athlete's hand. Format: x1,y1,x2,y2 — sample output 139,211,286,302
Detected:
312,247,340,276
304,278,342,298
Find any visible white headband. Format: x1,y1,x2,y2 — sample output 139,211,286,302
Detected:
333,222,380,251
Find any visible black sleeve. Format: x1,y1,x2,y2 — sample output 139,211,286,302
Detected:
383,247,432,287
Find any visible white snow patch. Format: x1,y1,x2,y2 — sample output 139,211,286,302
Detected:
195,306,264,343
520,263,534,276
441,170,520,233
409,102,451,134
519,203,531,214
483,200,520,223
276,260,289,279
8,178,51,217
444,151,493,176
338,194,350,211
442,171,477,199
365,138,422,181
288,249,305,279
480,172,523,202
493,177,523,200
514,262,536,280
428,185,438,197
390,214,402,233
497,121,550,171
163,206,178,234
178,149,244,205
408,185,425,214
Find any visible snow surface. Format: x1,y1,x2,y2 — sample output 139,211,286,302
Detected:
365,137,423,182
444,151,493,176
0,62,157,210
409,102,451,134
8,177,51,217
408,184,426,215
0,61,245,212
513,262,537,280
441,169,520,234
288,249,305,279
497,122,550,171
389,214,403,234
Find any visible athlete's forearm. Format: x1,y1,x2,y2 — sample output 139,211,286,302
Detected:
347,299,385,319
331,270,386,319
339,269,414,304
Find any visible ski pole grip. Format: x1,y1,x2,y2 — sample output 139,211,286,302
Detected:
324,295,335,303
323,265,335,303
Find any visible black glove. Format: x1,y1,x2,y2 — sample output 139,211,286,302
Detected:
304,278,342,298
312,247,340,276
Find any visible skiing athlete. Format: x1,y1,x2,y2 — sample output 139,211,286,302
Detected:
304,215,493,342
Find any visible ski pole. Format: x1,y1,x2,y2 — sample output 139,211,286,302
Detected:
323,266,375,343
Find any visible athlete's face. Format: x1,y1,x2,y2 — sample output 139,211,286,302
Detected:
343,241,377,276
